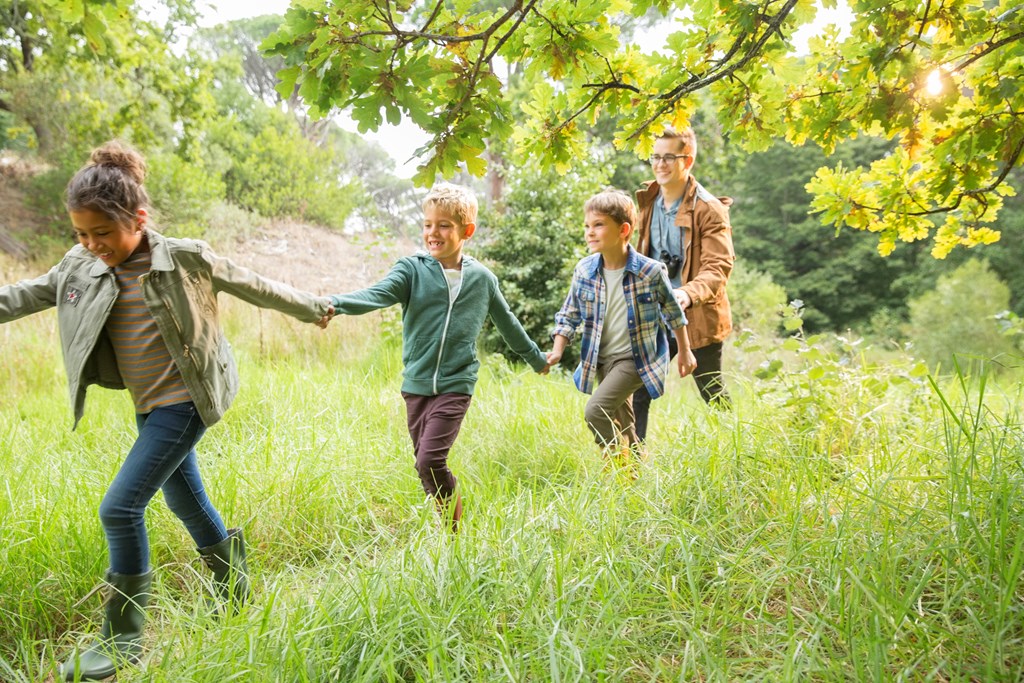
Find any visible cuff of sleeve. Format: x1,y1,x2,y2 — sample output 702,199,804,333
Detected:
528,351,549,373
551,326,575,342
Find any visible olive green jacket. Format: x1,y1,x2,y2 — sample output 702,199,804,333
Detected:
0,229,331,428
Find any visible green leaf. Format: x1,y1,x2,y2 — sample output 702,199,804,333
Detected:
275,66,302,100
82,12,108,54
909,362,929,378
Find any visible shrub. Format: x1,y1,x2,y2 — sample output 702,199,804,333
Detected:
210,110,358,230
728,260,787,338
476,158,609,367
906,258,1016,371
146,152,226,235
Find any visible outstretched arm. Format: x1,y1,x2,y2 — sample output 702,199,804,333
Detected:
202,244,332,322
0,266,60,323
488,285,548,372
328,260,412,316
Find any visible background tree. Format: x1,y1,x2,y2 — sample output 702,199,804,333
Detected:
264,0,1023,257
0,0,198,154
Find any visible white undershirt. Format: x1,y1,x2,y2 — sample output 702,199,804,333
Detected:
598,267,631,362
444,268,463,301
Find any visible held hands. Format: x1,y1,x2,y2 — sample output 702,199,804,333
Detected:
678,349,697,378
314,305,335,329
540,349,563,375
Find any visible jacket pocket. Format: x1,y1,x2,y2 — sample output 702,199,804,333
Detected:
403,337,441,381
439,339,479,379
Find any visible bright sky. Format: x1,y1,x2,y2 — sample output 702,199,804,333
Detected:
196,0,853,176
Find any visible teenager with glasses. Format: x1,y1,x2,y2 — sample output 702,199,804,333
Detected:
632,127,736,441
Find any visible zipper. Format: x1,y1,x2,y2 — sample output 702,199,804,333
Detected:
141,271,193,368
431,260,458,395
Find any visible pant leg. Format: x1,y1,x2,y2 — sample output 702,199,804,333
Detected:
585,353,647,450
631,332,678,442
160,447,228,549
402,393,472,500
692,342,731,408
98,402,225,574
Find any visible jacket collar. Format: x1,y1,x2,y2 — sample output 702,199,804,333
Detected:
87,228,175,277
638,176,698,213
413,249,477,269
582,244,643,278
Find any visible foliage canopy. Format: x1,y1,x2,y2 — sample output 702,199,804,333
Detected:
263,0,1023,256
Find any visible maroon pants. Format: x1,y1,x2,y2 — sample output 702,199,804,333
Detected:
402,392,472,500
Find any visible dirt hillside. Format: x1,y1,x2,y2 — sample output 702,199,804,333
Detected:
215,222,411,296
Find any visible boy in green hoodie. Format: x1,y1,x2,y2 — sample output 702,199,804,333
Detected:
328,183,548,531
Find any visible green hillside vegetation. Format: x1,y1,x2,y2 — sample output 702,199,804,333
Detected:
1,255,1021,680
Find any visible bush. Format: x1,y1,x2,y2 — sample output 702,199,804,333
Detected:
476,158,609,367
209,110,358,230
906,258,1016,371
728,260,787,338
146,152,226,235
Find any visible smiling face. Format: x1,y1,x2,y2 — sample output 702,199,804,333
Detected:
584,210,630,260
71,207,146,268
651,136,694,190
422,205,475,270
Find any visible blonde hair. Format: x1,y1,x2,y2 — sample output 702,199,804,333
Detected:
658,126,697,158
423,183,478,226
66,140,150,224
584,189,637,227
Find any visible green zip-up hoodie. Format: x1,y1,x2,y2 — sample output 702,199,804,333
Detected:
331,251,547,395
0,229,331,428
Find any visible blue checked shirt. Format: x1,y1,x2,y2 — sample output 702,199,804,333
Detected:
552,245,687,398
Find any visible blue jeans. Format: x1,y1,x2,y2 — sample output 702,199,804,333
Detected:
98,402,228,574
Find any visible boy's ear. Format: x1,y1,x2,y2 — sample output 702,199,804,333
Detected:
463,222,476,238
620,221,633,240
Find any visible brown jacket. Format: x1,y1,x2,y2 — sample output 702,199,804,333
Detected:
635,177,735,349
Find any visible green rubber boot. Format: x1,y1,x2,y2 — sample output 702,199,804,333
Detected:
60,570,152,681
197,527,249,611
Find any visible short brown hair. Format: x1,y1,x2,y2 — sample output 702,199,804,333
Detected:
584,189,637,227
658,126,697,158
423,183,478,226
65,140,150,224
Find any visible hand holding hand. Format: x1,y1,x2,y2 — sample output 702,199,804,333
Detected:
314,305,335,329
540,349,562,375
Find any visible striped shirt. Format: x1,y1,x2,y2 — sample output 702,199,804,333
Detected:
552,245,687,399
107,249,191,413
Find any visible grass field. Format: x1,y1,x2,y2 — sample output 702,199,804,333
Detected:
1,286,1022,682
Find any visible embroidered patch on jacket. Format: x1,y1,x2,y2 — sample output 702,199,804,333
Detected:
64,287,83,306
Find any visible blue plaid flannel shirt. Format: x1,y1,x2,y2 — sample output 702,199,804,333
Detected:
552,245,687,398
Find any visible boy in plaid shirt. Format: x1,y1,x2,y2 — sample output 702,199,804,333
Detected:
545,190,696,465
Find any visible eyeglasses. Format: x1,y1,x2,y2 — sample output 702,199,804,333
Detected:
649,154,691,166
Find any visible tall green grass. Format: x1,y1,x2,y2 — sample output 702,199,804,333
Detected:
1,287,1021,681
